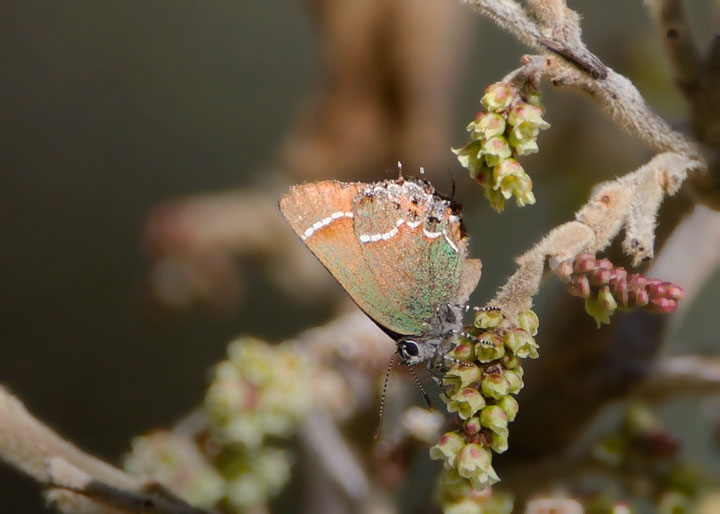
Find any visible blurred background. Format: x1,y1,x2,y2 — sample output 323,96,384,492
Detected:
0,1,718,512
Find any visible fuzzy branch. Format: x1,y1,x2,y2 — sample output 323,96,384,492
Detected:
647,0,720,207
489,152,699,318
0,387,212,514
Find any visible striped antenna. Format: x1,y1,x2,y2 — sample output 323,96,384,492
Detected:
374,352,397,439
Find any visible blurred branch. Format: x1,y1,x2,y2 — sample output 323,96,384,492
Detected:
0,387,212,514
635,355,720,401
647,0,720,207
299,410,369,502
144,188,335,309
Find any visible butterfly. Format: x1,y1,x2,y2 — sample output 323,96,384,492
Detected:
279,177,482,378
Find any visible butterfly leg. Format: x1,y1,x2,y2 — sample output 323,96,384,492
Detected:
442,354,475,368
450,329,496,348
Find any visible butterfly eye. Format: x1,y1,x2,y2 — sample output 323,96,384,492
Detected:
400,340,419,359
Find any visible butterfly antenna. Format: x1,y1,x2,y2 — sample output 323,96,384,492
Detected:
408,364,433,412
374,352,397,439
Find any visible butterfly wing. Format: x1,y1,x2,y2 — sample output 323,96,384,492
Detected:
351,179,470,336
280,180,396,332
280,179,476,338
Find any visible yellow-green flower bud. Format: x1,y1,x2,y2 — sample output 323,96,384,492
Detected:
585,284,618,328
497,395,519,422
480,372,509,400
482,137,512,167
474,309,503,329
501,354,521,370
443,365,481,393
468,112,506,140
455,443,498,489
517,310,539,336
481,83,515,112
489,430,509,454
463,416,482,436
598,285,618,312
474,334,505,363
503,369,524,394
449,343,475,362
430,431,466,468
493,159,526,200
504,328,539,359
452,141,484,179
525,90,545,112
513,176,536,207
484,186,506,212
448,387,487,420
480,405,509,433
508,129,539,156
507,103,550,130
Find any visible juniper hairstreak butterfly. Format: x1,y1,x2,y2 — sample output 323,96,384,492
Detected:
279,177,482,376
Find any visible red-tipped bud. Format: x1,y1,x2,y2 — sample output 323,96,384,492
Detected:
589,267,612,286
568,275,591,298
573,253,596,273
648,297,678,314
595,258,612,270
664,283,684,300
632,288,650,308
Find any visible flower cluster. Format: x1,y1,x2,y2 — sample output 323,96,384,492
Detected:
124,337,314,511
587,404,711,513
555,253,685,327
453,82,550,211
431,309,540,513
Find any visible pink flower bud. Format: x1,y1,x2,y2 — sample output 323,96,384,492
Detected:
568,275,591,298
573,253,596,273
590,268,612,286
481,83,515,112
664,283,684,300
648,297,678,314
